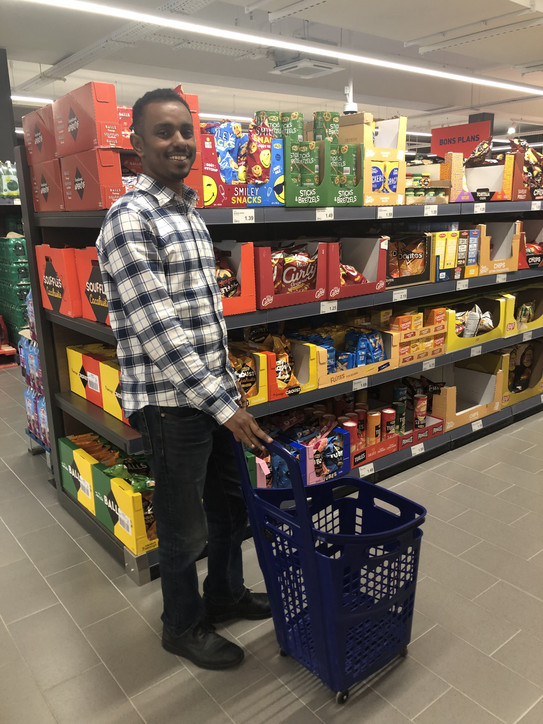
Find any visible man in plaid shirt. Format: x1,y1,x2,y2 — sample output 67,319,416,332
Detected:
97,88,272,670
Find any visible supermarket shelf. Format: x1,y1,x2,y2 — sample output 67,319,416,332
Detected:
35,209,106,228
55,391,143,454
46,310,116,344
0,198,21,207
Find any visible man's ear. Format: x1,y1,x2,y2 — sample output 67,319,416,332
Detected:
131,132,144,157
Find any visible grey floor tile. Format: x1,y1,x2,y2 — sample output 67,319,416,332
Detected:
43,663,145,724
499,483,543,516
77,532,126,580
0,431,28,456
8,603,100,691
0,621,22,669
410,610,437,643
0,660,57,724
315,684,412,723
413,687,502,724
21,473,59,507
486,462,543,493
47,500,92,539
46,559,130,627
415,577,519,654
2,449,51,479
475,580,543,642
83,607,183,697
0,492,55,537
111,574,163,634
0,468,33,502
510,510,543,539
517,697,543,724
418,541,498,599
420,515,482,556
480,436,535,455
132,668,232,724
0,518,26,568
482,450,543,474
18,522,89,576
0,557,57,624
492,630,543,688
392,480,469,522
431,460,514,494
400,467,458,492
408,625,541,723
440,482,527,524
448,508,542,559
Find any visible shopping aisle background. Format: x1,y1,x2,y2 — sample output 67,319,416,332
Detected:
0,364,543,724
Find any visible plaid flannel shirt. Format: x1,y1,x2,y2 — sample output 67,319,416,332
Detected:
96,174,239,424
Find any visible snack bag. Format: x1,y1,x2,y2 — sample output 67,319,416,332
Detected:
228,348,258,398
387,240,401,278
340,263,367,286
464,137,492,167
246,122,273,185
214,249,241,298
398,236,426,277
210,122,242,183
273,336,300,393
271,247,318,294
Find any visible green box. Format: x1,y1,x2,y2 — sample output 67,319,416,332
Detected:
0,260,30,284
58,437,96,515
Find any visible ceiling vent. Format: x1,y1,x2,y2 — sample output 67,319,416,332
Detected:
270,58,343,79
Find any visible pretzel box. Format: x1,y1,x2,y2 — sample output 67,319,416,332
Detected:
75,247,110,325
29,159,65,213
61,148,125,211
35,244,81,317
53,81,121,156
22,104,57,165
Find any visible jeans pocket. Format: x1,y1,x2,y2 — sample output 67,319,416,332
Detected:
128,409,154,457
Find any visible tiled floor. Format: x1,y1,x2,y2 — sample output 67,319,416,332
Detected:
1,364,543,723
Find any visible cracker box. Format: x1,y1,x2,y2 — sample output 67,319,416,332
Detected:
35,244,81,317
246,139,285,207
29,159,65,213
75,247,110,325
22,104,57,166
53,81,121,156
60,148,125,211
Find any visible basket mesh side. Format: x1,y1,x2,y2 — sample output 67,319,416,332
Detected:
312,505,341,534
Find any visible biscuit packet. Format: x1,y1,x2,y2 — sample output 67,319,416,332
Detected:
246,122,273,185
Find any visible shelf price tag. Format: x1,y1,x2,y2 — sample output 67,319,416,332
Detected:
496,273,507,284
531,200,542,211
424,205,438,217
358,463,375,478
473,202,486,214
392,288,408,302
316,207,334,221
411,443,425,457
523,331,533,342
456,279,469,291
13,199,21,206
470,345,482,358
377,206,393,219
422,359,436,371
352,377,369,392
471,419,484,432
232,208,255,224
320,301,338,314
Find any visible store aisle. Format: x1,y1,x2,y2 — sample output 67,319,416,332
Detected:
0,365,543,724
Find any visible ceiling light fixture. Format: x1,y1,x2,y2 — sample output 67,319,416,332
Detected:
507,125,517,134
15,128,24,134
11,94,54,105
406,131,432,137
268,0,328,23
17,0,543,98
199,112,253,122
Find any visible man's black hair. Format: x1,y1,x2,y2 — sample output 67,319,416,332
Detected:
131,89,191,135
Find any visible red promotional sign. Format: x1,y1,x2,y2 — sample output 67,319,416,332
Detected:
431,121,492,159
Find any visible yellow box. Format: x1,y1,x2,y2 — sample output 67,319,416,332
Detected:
444,297,506,352
501,287,543,337
315,331,398,388
499,346,543,407
444,231,459,269
58,437,96,515
477,221,521,276
99,359,127,423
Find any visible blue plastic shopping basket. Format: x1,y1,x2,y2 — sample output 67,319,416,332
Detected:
233,439,427,703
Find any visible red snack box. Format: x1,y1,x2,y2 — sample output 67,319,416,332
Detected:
29,159,65,212
35,245,82,317
22,104,56,165
254,243,327,309
75,247,110,326
53,82,120,156
218,242,256,316
60,148,125,211
326,237,387,301
117,105,133,150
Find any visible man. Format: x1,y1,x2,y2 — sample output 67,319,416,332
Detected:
97,88,272,671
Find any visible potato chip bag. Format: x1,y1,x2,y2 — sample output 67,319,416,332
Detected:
273,336,300,392
247,122,273,184
228,348,258,397
215,250,241,297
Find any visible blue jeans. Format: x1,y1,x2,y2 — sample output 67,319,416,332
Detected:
129,406,248,635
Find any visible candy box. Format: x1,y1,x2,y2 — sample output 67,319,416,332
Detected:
60,148,124,211
29,158,65,213
75,247,110,325
35,245,81,317
22,104,56,165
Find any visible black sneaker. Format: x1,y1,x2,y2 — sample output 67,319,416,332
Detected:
205,589,272,624
162,621,244,669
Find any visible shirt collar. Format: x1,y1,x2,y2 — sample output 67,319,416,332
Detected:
135,173,197,211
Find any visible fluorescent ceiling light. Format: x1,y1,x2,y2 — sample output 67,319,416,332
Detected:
15,128,24,134
18,0,543,97
406,131,432,137
200,112,253,122
11,94,54,105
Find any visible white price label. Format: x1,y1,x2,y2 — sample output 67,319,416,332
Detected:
358,463,375,478
320,301,338,314
13,199,21,205
424,205,438,216
523,331,533,342
353,377,369,391
232,208,255,224
422,359,436,371
377,206,393,219
316,207,334,221
473,203,486,214
80,479,91,500
456,279,469,291
496,273,507,284
87,371,100,393
393,288,408,302
472,419,484,432
531,200,542,211
411,443,425,457
470,345,482,358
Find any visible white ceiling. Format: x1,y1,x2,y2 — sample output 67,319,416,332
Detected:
2,0,543,144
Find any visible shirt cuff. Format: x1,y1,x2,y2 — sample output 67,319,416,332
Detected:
201,391,240,426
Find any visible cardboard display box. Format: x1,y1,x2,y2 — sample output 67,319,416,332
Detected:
498,342,543,407
35,244,81,317
445,296,506,352
423,358,503,431
228,345,268,408
258,340,318,401
254,242,328,309
61,148,125,211
29,158,65,213
517,219,543,270
58,437,96,515
326,236,387,300
510,149,543,202
216,241,256,316
351,435,399,469
397,416,445,450
281,427,351,485
75,247,110,325
442,151,515,203
99,359,128,424
66,343,117,409
501,286,543,337
477,221,521,276
53,81,121,156
22,104,57,166
340,114,407,161
386,232,432,288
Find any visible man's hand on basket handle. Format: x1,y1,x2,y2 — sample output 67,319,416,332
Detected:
224,408,272,455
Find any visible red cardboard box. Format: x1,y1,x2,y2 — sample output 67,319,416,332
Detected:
35,245,82,317
216,241,256,316
75,247,110,325
53,82,120,156
61,148,125,211
351,435,399,468
254,243,327,309
29,159,65,212
22,104,56,166
326,236,387,300
398,416,445,450
117,105,133,150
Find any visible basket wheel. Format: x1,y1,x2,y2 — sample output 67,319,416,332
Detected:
279,649,287,657
336,690,349,704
